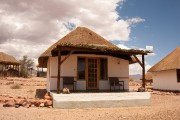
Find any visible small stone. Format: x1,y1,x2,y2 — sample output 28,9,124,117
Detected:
138,86,145,92
44,95,51,100
40,103,44,107
44,100,52,107
17,96,21,99
22,100,31,108
34,101,41,107
15,99,25,106
47,106,52,108
15,104,20,108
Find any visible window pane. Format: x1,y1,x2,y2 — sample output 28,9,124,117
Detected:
78,58,85,79
100,58,107,80
177,69,180,82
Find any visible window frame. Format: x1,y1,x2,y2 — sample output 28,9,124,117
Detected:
77,57,86,80
99,58,108,80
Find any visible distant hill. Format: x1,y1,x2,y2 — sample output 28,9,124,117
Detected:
130,74,142,81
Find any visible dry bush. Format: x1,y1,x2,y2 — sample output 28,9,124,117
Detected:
10,84,21,89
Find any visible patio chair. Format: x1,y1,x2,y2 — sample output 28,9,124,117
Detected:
63,77,76,91
109,77,124,91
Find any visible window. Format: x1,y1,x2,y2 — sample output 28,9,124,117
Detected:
100,58,108,80
77,58,85,79
177,69,180,82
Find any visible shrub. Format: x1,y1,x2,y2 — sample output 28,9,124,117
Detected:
10,84,21,89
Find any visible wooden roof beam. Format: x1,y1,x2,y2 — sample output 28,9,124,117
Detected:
133,54,143,68
60,49,75,65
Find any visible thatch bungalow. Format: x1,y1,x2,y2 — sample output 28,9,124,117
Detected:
38,27,149,93
0,52,20,77
140,72,153,86
148,47,180,90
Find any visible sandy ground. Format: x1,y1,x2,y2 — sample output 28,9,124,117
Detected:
0,77,46,98
0,78,180,120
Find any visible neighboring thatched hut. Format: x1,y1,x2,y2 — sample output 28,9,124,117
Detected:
38,26,150,93
0,52,20,77
148,47,180,90
140,72,153,86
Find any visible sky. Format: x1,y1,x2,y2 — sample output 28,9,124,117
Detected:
0,0,180,75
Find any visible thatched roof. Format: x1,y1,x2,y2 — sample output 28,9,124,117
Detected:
0,52,20,65
38,26,149,67
148,47,180,72
145,72,153,80
140,72,153,81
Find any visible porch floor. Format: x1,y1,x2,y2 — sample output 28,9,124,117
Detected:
51,92,151,109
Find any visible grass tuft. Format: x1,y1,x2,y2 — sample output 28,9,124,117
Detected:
10,84,21,89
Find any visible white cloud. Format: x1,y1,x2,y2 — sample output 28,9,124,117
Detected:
0,0,145,65
129,63,152,75
146,45,153,51
117,44,130,49
146,45,156,56
126,17,145,25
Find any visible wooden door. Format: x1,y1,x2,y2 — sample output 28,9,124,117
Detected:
87,58,98,89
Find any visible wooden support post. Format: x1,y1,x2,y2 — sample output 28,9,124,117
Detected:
142,54,146,88
57,48,61,94
17,65,20,77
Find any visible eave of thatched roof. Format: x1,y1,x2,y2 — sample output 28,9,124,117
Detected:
140,72,153,81
148,46,180,72
0,52,20,65
38,26,150,68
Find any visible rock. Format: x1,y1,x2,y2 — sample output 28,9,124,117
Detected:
15,99,25,106
3,100,15,107
28,99,36,105
40,102,44,107
44,100,52,107
47,106,52,108
15,104,20,108
22,101,31,108
63,88,70,94
31,104,35,107
146,89,153,92
9,96,13,98
24,103,31,108
138,86,145,92
34,101,41,107
22,100,28,106
17,96,21,99
44,95,51,100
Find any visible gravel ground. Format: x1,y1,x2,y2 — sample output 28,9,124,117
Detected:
0,78,180,120
0,77,46,98
0,95,180,120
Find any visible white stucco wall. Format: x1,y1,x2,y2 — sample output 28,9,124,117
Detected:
47,54,129,91
152,69,180,90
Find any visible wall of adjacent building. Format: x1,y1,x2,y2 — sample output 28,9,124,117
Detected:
152,69,180,90
46,54,129,92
